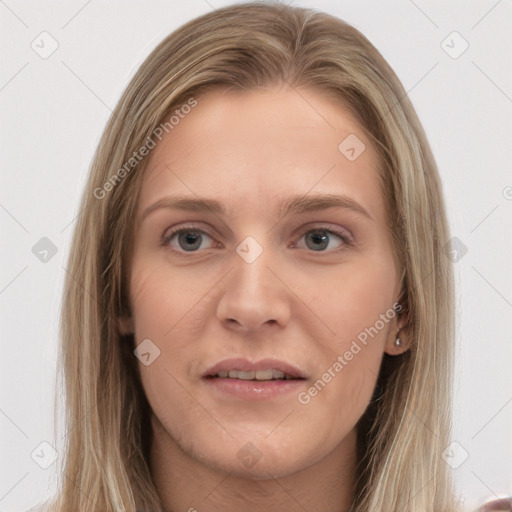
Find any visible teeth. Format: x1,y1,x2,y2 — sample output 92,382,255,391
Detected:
229,370,254,379
255,369,275,380
215,369,293,380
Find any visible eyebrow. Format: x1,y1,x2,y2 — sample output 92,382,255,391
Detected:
139,193,373,224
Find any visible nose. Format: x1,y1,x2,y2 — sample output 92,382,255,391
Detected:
216,246,291,332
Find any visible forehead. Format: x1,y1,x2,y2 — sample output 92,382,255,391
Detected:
137,86,385,222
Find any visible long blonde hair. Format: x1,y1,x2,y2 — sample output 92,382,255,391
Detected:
46,2,459,510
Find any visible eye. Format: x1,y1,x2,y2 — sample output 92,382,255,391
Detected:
161,224,353,254
161,226,216,253
295,227,352,252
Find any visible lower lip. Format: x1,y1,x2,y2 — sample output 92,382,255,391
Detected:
202,377,306,401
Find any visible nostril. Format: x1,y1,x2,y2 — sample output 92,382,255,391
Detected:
225,318,242,328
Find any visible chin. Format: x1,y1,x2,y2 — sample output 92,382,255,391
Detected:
190,430,321,480
207,451,312,481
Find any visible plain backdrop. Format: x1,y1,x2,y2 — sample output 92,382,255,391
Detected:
1,1,511,511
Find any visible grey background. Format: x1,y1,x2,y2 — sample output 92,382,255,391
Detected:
1,1,511,511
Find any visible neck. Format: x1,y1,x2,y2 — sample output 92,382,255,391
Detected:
149,414,358,512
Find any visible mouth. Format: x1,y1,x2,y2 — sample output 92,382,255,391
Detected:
206,368,302,381
201,358,307,400
202,358,308,381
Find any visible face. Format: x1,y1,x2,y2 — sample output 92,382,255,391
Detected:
124,85,406,480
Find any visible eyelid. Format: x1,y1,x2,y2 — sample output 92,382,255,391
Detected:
290,222,353,243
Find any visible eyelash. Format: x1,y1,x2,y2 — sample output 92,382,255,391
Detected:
160,224,353,254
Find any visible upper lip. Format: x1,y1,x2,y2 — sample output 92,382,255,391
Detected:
203,358,308,379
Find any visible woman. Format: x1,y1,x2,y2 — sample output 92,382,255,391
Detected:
30,2,465,511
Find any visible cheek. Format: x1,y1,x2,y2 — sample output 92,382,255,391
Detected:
130,260,213,397
300,331,384,440
138,362,202,449
300,253,396,417
131,263,169,334
310,254,398,347
130,260,207,341
130,260,205,432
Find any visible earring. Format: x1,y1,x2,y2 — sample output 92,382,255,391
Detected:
394,336,402,347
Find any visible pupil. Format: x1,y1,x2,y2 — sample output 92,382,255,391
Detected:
179,231,202,251
306,231,328,251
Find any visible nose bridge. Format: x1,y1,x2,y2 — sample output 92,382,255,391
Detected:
216,236,290,330
234,237,274,293
232,236,279,300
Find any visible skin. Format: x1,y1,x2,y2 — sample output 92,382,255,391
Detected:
120,85,410,512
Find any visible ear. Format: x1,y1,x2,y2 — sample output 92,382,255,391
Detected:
117,315,135,336
384,301,411,356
